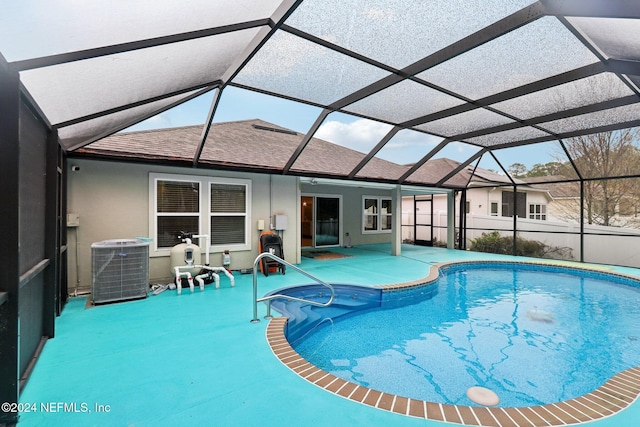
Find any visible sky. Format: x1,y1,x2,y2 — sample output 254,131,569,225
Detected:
124,85,555,171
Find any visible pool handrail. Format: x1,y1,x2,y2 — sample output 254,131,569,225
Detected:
251,252,335,323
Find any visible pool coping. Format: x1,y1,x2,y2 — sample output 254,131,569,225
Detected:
265,259,640,426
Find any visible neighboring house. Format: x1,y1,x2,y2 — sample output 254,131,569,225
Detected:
404,159,553,220
521,176,580,224
524,176,640,228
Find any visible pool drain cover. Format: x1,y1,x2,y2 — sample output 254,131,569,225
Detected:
466,386,500,406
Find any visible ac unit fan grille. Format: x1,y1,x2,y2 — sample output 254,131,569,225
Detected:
91,239,149,304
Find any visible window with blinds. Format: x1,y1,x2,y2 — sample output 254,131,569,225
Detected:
210,183,247,245
156,180,200,248
150,174,251,252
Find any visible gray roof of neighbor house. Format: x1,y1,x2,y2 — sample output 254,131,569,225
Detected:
522,176,581,198
4,1,640,189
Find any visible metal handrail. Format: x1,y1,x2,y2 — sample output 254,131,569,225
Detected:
251,252,335,323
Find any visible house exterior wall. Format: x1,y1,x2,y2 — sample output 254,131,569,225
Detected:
66,159,299,291
462,188,550,217
300,183,395,247
66,160,400,293
402,188,551,220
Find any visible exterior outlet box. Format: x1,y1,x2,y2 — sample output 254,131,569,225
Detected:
67,213,80,227
274,215,287,230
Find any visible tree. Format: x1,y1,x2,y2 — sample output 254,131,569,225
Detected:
559,128,640,226
526,163,548,177
508,162,527,178
526,161,566,177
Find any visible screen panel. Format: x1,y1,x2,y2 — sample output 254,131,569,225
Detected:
465,126,550,147
0,0,281,61
344,80,465,124
415,108,515,137
234,31,390,106
569,17,640,61
491,73,634,121
491,141,580,181
21,29,263,126
58,90,204,150
416,17,600,100
284,0,536,69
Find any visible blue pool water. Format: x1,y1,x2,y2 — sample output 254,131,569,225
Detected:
287,263,640,407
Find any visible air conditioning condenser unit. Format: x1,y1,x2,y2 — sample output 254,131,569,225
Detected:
91,239,149,304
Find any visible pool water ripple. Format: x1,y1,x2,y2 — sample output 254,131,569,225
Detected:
269,261,640,415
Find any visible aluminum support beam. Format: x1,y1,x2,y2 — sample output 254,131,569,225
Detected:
282,109,331,174
0,56,20,426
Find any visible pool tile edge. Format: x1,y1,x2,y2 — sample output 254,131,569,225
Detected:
265,310,640,426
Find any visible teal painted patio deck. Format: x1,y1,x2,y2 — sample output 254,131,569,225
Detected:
18,245,640,426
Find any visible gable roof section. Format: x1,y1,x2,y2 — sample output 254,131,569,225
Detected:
522,176,580,199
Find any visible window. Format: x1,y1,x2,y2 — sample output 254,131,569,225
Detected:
155,179,200,248
150,173,250,253
501,191,526,218
363,196,392,233
490,202,499,216
210,182,248,245
465,200,471,214
528,204,547,220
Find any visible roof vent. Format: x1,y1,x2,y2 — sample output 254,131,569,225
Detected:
252,124,297,135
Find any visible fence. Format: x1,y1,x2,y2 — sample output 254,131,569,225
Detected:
402,211,640,268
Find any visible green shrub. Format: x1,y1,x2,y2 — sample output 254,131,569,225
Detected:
469,231,573,260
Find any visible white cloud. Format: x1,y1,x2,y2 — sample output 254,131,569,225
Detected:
124,112,173,132
315,119,447,164
316,119,393,153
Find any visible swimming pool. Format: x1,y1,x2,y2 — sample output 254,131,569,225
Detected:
268,261,640,412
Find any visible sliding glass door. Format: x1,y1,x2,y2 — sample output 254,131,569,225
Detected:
301,195,341,248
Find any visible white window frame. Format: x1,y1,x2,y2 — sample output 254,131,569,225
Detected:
362,195,393,234
208,177,251,250
528,203,547,220
149,173,251,256
490,201,499,216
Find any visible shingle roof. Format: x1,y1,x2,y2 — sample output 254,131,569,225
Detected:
78,119,544,188
77,119,409,180
522,176,580,198
78,125,201,162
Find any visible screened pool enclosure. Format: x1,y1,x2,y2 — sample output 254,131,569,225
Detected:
3,1,640,424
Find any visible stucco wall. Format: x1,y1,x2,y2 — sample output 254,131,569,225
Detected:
300,183,395,247
66,159,299,292
66,160,401,295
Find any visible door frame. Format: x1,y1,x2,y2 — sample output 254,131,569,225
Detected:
414,195,434,246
